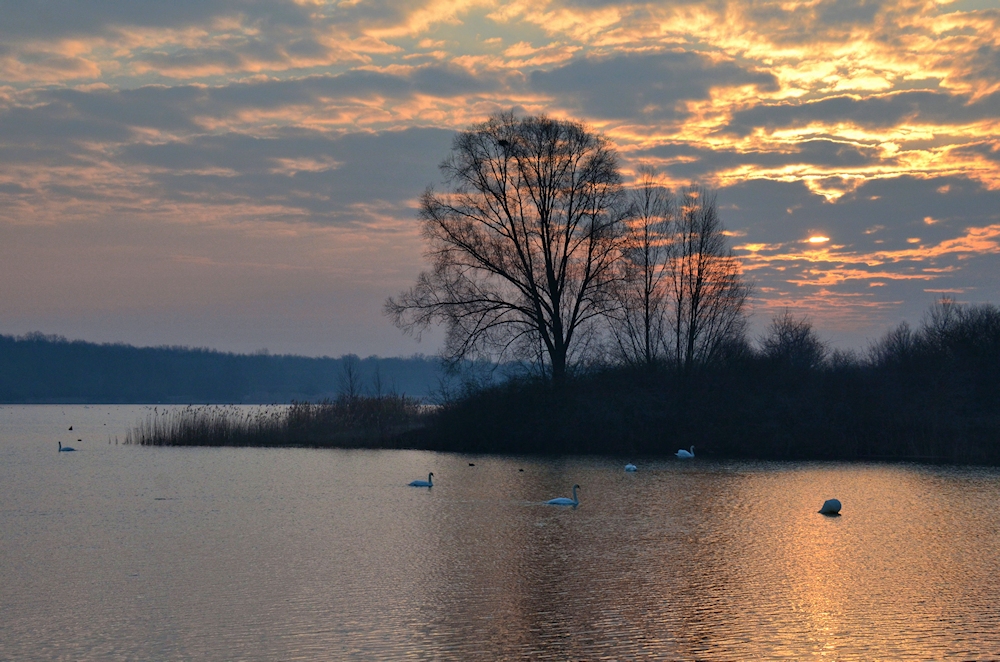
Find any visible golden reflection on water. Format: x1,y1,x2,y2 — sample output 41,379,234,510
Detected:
3,406,1000,660
404,461,1000,660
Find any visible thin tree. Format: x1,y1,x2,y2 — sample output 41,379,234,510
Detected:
338,354,362,403
610,166,673,369
667,187,752,372
386,111,628,383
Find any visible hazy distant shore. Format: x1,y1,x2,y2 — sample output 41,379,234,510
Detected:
0,333,442,403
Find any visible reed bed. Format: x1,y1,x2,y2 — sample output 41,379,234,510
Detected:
124,395,427,447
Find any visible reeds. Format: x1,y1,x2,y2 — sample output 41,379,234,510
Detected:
124,394,427,447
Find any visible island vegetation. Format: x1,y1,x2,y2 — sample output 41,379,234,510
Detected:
115,110,1000,462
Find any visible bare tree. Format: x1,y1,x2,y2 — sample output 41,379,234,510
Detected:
386,111,628,383
760,309,827,370
610,166,673,369
922,296,959,351
667,187,752,371
370,364,385,401
868,322,915,367
338,354,362,403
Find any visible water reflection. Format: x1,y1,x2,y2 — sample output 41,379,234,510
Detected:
2,406,1000,659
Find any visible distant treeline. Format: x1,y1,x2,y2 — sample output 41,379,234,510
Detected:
0,333,442,403
418,299,1000,464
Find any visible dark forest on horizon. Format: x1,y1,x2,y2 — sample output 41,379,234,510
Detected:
0,333,442,403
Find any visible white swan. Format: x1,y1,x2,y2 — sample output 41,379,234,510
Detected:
675,445,695,459
409,472,433,487
546,484,580,506
58,441,76,452
624,463,637,472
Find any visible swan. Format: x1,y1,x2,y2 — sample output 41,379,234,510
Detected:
546,484,580,506
675,445,695,459
58,441,76,452
409,472,433,487
819,498,842,515
624,463,637,472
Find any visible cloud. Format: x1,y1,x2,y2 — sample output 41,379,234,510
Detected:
116,127,456,220
0,121,455,226
634,139,887,184
0,0,457,84
0,0,313,41
709,174,1000,342
530,50,779,119
0,64,507,145
725,89,1000,137
721,174,999,244
814,0,884,26
953,140,1000,164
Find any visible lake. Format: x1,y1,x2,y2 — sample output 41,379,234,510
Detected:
2,404,1000,660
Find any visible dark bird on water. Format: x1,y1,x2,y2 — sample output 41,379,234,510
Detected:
819,499,842,515
68,426,72,430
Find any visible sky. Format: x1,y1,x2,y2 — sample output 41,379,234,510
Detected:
1,0,999,358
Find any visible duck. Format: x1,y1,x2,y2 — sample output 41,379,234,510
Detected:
409,472,433,487
625,463,637,472
675,445,695,459
546,484,580,506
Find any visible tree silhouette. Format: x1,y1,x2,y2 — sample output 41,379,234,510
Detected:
667,188,752,371
759,309,827,370
610,166,673,369
386,111,628,383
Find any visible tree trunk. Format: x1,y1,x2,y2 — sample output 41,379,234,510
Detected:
551,347,568,385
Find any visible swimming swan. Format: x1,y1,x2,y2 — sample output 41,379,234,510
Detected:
58,441,76,452
624,463,637,472
546,484,580,506
409,472,433,487
675,445,695,459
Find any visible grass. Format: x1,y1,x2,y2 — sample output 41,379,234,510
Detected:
123,395,427,448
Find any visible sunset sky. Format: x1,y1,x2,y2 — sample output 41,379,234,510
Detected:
2,0,999,357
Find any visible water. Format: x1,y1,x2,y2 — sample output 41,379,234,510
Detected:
3,405,1000,660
